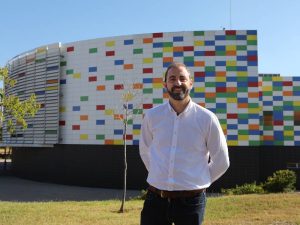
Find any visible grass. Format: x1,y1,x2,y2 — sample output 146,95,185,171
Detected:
0,193,299,225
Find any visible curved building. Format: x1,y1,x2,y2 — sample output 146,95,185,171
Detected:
3,30,300,190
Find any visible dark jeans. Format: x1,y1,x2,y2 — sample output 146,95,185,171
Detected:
140,190,206,225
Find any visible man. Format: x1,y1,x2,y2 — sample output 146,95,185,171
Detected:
139,62,230,225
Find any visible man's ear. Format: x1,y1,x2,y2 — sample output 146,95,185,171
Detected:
163,82,167,89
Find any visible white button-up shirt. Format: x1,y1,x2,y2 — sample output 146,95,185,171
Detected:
139,100,230,191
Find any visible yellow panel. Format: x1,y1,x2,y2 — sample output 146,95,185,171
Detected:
248,108,260,114
238,135,249,140
105,109,114,115
46,86,58,91
143,58,153,64
73,73,81,79
114,139,123,145
215,77,226,82
272,76,283,82
163,47,173,52
194,87,205,92
294,101,300,106
226,45,236,51
226,61,236,66
194,40,204,46
36,47,47,54
133,129,140,135
106,41,115,47
59,107,66,112
262,86,272,91
153,83,163,88
247,35,257,40
237,71,248,77
227,98,237,103
228,140,238,146
80,134,88,140
284,130,294,136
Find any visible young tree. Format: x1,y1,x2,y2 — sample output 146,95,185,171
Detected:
114,80,143,213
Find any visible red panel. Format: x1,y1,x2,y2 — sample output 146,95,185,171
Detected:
283,81,293,86
216,87,226,92
124,134,133,140
96,105,105,110
89,76,97,82
72,125,80,130
194,72,205,77
248,82,258,87
106,51,115,56
274,120,283,126
143,104,153,109
114,84,124,90
226,30,236,35
227,113,238,119
153,32,163,38
247,55,257,61
205,51,215,56
59,121,65,126
67,46,74,52
143,68,153,73
183,46,194,51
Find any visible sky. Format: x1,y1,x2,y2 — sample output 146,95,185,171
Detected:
0,0,299,76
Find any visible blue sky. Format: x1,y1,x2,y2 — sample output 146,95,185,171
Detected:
0,0,299,76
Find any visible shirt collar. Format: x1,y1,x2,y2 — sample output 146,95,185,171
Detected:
167,99,193,115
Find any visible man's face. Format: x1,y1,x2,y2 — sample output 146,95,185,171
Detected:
164,66,193,101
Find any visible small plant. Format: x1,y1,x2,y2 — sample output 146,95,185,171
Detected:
222,182,264,195
263,169,296,193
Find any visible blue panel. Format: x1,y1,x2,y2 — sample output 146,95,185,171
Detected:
273,82,282,87
293,77,300,81
89,66,97,72
227,77,237,81
237,66,248,71
133,124,141,129
249,130,260,135
60,79,66,84
237,82,248,87
295,131,300,135
133,140,139,145
283,105,294,111
263,101,273,106
247,51,257,56
236,35,246,40
163,62,172,67
273,111,283,120
238,119,248,124
114,129,123,135
248,77,258,82
114,60,124,65
194,51,205,56
273,96,283,101
173,52,183,57
128,104,133,109
237,56,247,61
185,61,194,67
153,42,163,48
35,91,45,95
173,36,184,42
247,30,257,35
194,77,205,82
46,66,59,71
205,41,215,46
216,103,226,108
215,35,225,40
124,39,133,45
227,135,237,140
96,120,105,125
73,106,80,111
274,131,284,139
248,114,260,119
263,141,274,146
216,82,226,87
205,71,215,77
143,78,152,83
295,141,300,146
215,46,225,51
248,61,258,66
216,61,226,66
194,93,204,98
238,97,248,103
228,124,238,129
294,91,300,96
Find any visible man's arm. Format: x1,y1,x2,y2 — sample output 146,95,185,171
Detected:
207,114,230,183
139,114,152,171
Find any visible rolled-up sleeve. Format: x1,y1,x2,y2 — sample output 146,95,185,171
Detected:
139,113,152,171
207,114,230,183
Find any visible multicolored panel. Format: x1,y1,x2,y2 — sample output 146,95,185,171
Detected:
260,76,300,146
59,30,262,146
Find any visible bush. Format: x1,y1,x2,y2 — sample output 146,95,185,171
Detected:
263,169,296,193
221,182,264,195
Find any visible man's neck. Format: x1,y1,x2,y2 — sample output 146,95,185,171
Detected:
169,97,191,115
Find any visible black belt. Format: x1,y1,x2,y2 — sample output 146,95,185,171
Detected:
148,185,205,199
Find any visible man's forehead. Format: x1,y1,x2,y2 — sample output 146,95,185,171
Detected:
167,66,190,77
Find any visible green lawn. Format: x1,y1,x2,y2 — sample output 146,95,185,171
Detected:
0,193,299,225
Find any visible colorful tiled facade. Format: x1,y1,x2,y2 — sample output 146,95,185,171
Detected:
4,30,300,146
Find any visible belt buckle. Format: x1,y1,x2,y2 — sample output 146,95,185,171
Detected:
160,190,166,198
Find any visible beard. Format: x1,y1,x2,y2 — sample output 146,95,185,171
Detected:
167,85,190,100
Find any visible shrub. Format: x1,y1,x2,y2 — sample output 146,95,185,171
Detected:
221,182,264,195
263,169,296,193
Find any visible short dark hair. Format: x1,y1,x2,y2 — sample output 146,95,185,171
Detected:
164,62,190,82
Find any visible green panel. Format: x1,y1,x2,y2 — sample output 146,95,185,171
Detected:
219,119,227,125
283,101,293,106
237,77,248,82
205,66,215,72
216,108,226,113
294,86,300,91
237,87,248,92
17,91,25,95
273,86,282,91
205,98,216,103
238,130,249,135
105,75,114,80
262,91,273,96
284,116,294,121
216,51,226,56
284,126,294,130
226,35,236,40
237,45,247,51
285,136,294,141
80,96,89,101
133,48,143,54
226,66,237,71
294,106,300,110
153,98,163,104
263,125,273,130
89,48,98,53
262,77,272,81
274,106,283,111
216,93,227,98
248,103,259,108
45,130,57,134
127,119,133,125
143,88,153,94
238,114,249,119
247,40,257,45
153,52,163,58
133,109,143,114
226,92,237,97
96,134,105,140
249,140,260,146
163,42,173,47
205,82,216,87
274,141,284,145
60,61,67,66
66,69,74,75
184,56,194,62
194,31,204,36
35,58,46,63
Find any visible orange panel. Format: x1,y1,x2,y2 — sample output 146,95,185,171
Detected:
80,115,88,120
97,85,106,91
194,61,205,67
124,64,133,70
143,38,153,43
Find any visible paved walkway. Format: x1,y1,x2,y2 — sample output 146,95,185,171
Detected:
0,175,141,202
